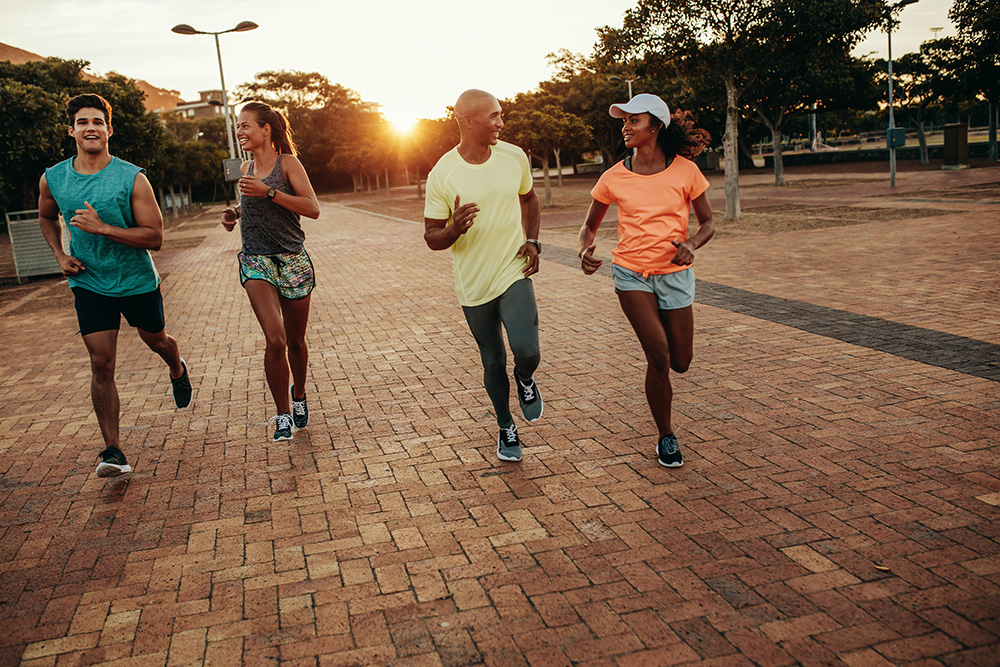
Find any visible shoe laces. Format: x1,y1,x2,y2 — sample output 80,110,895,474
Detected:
501,424,518,444
518,376,535,401
292,398,307,417
270,413,293,430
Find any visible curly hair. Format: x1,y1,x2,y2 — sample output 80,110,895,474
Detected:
650,109,711,160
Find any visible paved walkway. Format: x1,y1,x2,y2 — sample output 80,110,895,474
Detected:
1,166,999,666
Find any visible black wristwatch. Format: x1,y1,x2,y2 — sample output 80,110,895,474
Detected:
266,187,277,200
527,238,541,254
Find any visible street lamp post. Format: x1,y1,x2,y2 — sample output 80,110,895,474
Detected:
608,75,637,99
171,21,258,162
886,0,918,187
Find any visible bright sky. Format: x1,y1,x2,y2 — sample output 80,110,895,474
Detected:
2,0,956,129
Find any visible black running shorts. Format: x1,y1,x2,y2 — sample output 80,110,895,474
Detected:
71,286,166,336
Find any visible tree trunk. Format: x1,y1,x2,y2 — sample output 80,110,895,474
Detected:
990,99,997,163
554,148,563,187
540,150,552,208
916,116,928,165
167,183,179,219
157,186,168,217
770,125,786,187
722,76,742,220
385,168,390,192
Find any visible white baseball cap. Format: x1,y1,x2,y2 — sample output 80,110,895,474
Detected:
609,93,671,127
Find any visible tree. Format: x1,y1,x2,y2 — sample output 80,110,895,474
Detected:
501,93,590,207
887,38,965,164
950,0,1000,161
744,0,882,184
0,79,64,212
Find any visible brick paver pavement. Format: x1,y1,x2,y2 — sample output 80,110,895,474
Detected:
1,166,999,666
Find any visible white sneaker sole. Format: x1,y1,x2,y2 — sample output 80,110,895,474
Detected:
96,462,132,477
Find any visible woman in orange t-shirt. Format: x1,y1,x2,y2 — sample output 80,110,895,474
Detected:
577,94,715,468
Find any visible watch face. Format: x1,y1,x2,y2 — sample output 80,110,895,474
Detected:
267,188,276,199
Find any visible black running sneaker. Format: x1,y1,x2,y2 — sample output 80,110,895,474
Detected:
290,385,308,429
497,423,522,462
513,369,543,422
271,413,293,441
657,433,683,467
171,358,193,410
96,446,132,477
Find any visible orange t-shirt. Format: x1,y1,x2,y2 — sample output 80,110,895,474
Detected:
591,156,709,276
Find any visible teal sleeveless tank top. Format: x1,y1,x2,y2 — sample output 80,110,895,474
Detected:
45,156,160,297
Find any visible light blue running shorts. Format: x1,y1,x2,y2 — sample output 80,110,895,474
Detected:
612,264,695,310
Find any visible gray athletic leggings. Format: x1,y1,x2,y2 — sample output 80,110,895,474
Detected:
462,279,540,427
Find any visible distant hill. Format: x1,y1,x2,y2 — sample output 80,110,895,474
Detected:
0,41,184,112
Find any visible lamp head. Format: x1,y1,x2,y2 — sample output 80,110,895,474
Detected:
233,21,258,32
171,24,200,35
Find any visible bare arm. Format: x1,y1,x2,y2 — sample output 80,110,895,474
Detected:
578,198,610,275
423,195,479,251
516,188,541,277
237,155,321,219
670,192,715,265
67,172,163,250
38,174,85,275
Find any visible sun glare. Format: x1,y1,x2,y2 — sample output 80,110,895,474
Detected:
389,117,417,136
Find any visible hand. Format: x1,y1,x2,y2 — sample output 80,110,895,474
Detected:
517,242,539,277
221,207,238,232
56,253,85,276
580,245,602,275
238,175,267,198
451,195,478,239
670,240,696,266
69,201,107,235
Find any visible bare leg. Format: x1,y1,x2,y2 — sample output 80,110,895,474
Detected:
244,280,291,414
136,327,184,379
618,292,693,438
279,294,311,400
82,330,121,451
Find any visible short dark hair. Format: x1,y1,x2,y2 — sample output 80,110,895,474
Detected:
67,93,113,125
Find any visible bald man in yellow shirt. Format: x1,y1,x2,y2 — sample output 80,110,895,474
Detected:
424,89,543,463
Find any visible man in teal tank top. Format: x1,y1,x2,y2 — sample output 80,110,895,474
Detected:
38,93,194,478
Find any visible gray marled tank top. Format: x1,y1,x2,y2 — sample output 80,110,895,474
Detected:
239,153,305,255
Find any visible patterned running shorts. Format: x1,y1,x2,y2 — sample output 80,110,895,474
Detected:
238,248,315,300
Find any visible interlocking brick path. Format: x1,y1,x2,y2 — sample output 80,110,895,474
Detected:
1,166,999,666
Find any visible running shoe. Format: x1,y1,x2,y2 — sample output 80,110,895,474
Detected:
271,413,293,441
290,385,309,429
657,433,683,468
171,358,193,410
497,423,522,462
513,369,543,422
96,446,132,477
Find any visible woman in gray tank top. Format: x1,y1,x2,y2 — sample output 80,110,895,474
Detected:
221,101,321,442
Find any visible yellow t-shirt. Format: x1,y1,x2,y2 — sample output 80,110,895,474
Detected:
424,141,533,306
591,155,709,276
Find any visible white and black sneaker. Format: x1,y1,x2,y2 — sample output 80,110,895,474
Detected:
513,369,543,422
290,385,308,429
497,423,522,462
96,446,132,477
270,413,293,441
657,433,683,467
